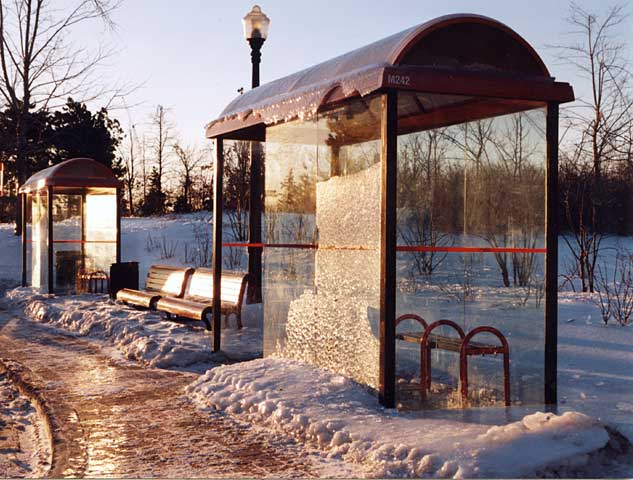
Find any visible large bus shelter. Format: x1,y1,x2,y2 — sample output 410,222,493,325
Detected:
206,14,574,408
19,158,122,294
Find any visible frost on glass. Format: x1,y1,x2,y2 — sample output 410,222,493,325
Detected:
264,96,383,390
394,93,547,409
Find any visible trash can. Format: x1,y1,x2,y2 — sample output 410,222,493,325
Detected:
109,261,139,299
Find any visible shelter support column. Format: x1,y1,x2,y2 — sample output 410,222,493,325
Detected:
248,141,263,303
81,193,86,271
47,186,53,294
380,90,398,408
212,137,224,352
545,102,559,406
21,193,27,287
116,189,122,263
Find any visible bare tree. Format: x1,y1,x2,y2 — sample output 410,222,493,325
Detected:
143,105,174,215
223,140,250,242
397,131,453,275
139,132,148,205
121,124,137,215
0,0,124,210
556,3,633,182
173,142,204,213
595,250,633,326
554,3,633,292
151,105,172,190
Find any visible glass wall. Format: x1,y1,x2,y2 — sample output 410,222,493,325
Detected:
221,140,252,273
84,192,117,272
52,193,82,291
263,95,383,390
30,192,48,290
395,92,547,408
27,188,118,293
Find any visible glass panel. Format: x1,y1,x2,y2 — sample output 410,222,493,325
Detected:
264,95,382,390
85,192,117,276
52,194,83,292
30,192,48,291
25,195,32,286
395,94,547,409
85,193,116,241
222,140,252,272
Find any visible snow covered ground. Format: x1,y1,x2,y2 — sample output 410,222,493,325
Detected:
1,214,632,477
5,288,262,370
186,358,630,478
0,373,51,477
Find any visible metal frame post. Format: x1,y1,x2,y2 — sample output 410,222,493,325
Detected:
116,188,122,263
248,141,263,303
379,90,398,408
47,186,54,294
212,137,224,352
81,192,86,272
248,37,265,89
21,192,27,287
545,102,559,406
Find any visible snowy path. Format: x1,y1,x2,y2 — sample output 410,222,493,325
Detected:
0,309,322,478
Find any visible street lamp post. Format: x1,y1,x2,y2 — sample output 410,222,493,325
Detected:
243,5,270,89
243,5,270,303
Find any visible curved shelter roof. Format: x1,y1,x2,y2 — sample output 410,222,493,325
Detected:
20,158,122,193
206,13,574,139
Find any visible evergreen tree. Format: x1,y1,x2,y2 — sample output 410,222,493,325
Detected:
140,167,168,216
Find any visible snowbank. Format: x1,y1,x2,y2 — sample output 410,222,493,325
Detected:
5,287,262,369
186,358,612,478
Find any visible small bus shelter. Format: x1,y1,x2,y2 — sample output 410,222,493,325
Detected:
19,158,122,294
206,14,574,408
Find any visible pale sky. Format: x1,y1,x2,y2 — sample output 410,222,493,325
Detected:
73,0,632,148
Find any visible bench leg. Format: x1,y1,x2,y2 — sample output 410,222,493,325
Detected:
460,354,469,407
236,310,243,330
503,351,511,407
419,342,427,401
201,309,213,331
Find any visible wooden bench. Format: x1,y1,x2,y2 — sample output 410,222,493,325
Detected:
155,269,250,331
116,265,193,310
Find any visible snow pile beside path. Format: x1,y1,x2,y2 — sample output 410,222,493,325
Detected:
187,358,611,478
5,288,262,369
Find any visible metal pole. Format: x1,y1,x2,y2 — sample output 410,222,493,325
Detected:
545,102,559,407
248,141,263,303
247,36,265,303
21,193,27,287
116,189,122,263
47,187,54,294
248,37,264,89
212,137,224,352
380,90,398,408
81,192,86,273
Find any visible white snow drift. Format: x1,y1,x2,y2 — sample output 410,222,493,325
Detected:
5,288,262,369
186,358,612,478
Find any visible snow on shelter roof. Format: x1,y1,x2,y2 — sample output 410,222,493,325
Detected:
19,158,122,193
206,13,574,139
